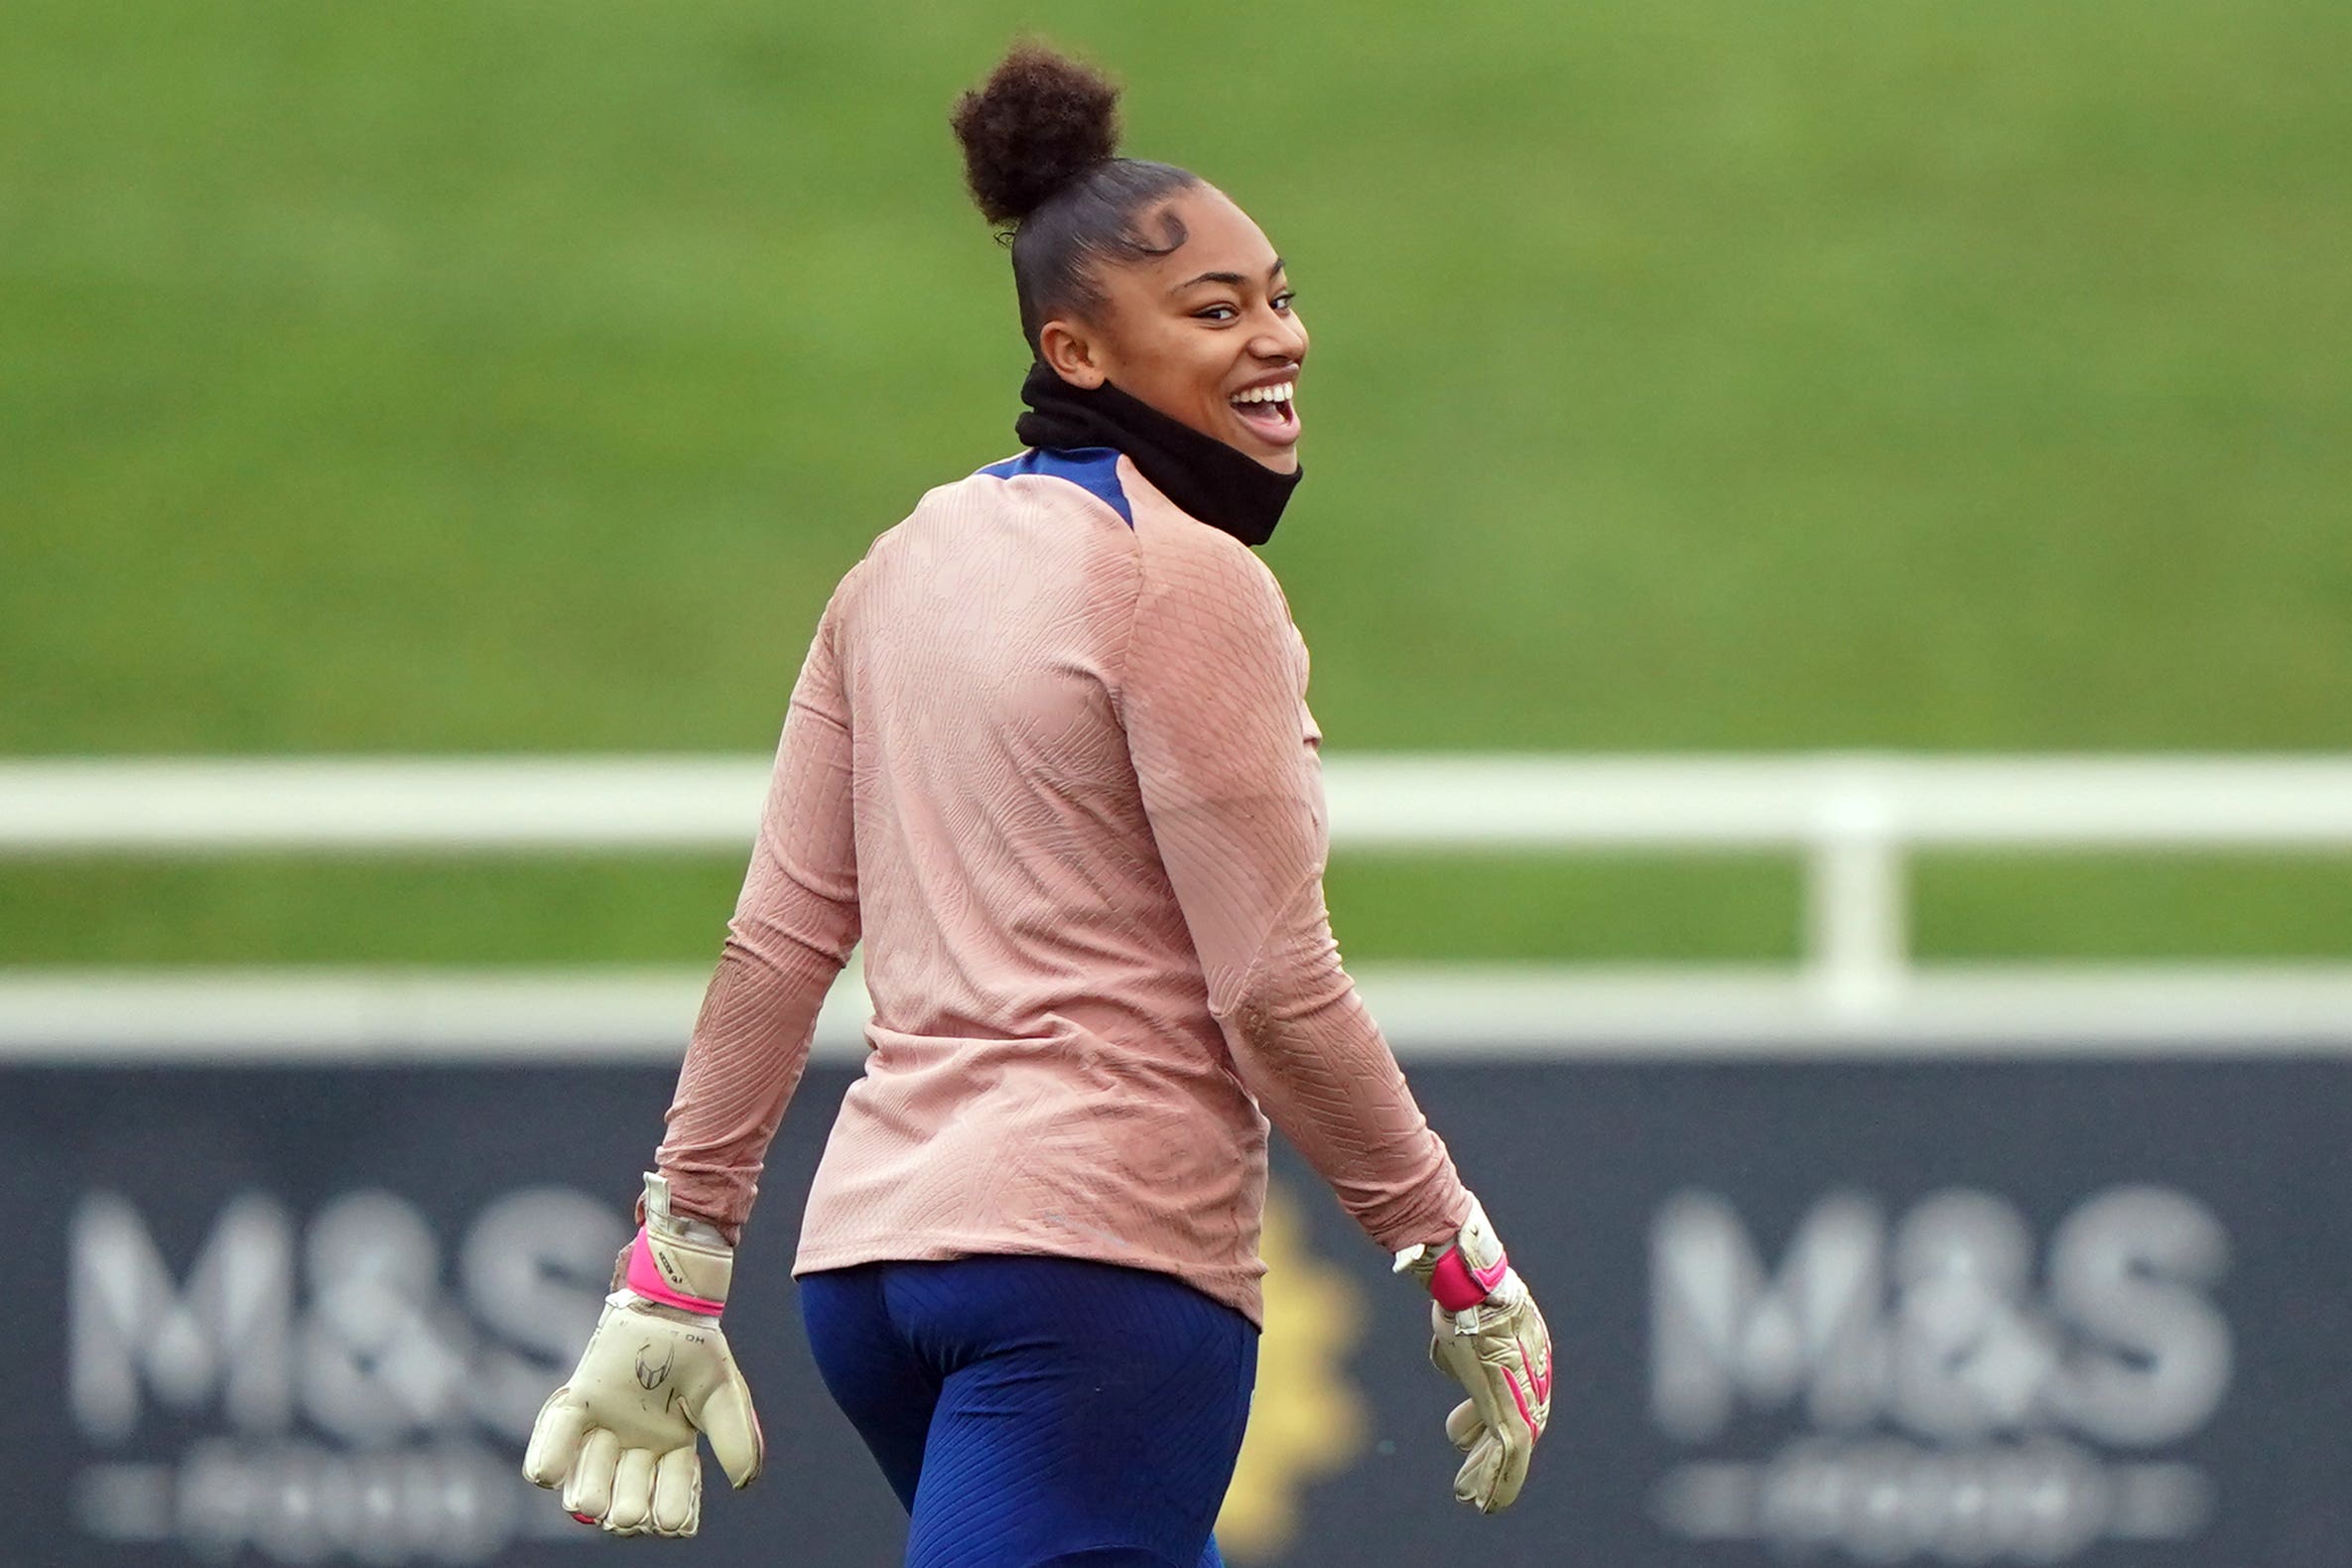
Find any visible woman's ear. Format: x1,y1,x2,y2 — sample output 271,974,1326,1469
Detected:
1037,318,1108,389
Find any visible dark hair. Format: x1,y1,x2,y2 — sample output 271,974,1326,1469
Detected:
950,43,1201,351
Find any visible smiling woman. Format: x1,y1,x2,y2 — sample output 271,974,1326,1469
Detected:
1038,195,1306,471
951,44,1309,474
520,37,1552,1568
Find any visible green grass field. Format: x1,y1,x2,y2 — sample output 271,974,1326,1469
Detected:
5,0,2347,966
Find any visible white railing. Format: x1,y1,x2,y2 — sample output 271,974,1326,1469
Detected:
4,753,2350,1055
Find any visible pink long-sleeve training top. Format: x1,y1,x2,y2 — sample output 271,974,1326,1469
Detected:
654,450,1469,1324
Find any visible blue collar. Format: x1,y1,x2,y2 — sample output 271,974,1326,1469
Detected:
977,446,1131,526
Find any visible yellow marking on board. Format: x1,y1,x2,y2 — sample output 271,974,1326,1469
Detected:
1216,1183,1368,1560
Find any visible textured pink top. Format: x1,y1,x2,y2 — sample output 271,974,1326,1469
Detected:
654,453,1469,1324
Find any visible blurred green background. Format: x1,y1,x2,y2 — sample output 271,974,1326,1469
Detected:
5,0,2347,966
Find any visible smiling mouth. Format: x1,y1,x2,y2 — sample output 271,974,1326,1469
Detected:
1230,381,1300,444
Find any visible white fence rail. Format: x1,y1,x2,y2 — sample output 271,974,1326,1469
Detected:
4,754,2350,1055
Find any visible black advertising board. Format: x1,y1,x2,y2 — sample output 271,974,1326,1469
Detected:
7,1055,2349,1567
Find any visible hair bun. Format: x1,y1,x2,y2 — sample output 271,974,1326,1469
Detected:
951,43,1121,228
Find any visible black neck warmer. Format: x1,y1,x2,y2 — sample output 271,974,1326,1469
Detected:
1013,360,1302,547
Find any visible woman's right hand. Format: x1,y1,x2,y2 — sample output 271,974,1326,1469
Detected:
1393,1196,1553,1512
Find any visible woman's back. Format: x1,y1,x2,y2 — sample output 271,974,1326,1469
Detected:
802,454,1277,1313
845,456,1208,1050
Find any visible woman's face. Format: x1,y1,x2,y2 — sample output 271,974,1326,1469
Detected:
1038,186,1310,473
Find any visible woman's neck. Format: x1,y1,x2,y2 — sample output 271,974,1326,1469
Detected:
1012,361,1302,546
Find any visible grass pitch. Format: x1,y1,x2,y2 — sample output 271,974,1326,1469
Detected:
5,0,2347,964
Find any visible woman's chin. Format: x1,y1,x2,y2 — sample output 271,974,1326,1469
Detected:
1223,419,1302,473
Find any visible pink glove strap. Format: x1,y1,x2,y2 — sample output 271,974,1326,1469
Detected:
625,1227,725,1316
1428,1243,1510,1312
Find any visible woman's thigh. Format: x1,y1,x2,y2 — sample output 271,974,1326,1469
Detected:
886,1256,1257,1568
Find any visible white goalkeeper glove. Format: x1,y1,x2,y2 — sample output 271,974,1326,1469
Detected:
1393,1194,1553,1513
522,1173,764,1536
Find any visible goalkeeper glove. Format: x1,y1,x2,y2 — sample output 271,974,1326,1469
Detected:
521,1173,764,1536
1393,1194,1553,1513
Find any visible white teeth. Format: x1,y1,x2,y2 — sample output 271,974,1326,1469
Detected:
1232,383,1295,407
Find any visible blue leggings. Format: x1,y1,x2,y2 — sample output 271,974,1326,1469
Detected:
799,1255,1258,1568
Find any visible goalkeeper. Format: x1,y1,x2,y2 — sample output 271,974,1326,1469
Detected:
525,41,1552,1566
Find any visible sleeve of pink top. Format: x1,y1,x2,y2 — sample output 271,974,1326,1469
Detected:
653,588,861,1241
1122,529,1469,1253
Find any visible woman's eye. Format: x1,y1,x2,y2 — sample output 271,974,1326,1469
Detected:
1196,304,1238,322
1273,292,1296,313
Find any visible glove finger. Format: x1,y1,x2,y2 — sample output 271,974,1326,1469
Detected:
1453,1341,1526,1448
1454,1430,1506,1512
603,1447,657,1534
561,1427,621,1521
1486,1427,1534,1512
1444,1398,1484,1454
1453,1430,1493,1509
521,1392,588,1490
1431,1333,1509,1432
652,1446,702,1537
692,1371,765,1490
1455,1425,1534,1514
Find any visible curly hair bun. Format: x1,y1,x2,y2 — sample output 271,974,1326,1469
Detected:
951,43,1121,228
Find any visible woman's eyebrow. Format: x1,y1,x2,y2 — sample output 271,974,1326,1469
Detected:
1168,257,1287,295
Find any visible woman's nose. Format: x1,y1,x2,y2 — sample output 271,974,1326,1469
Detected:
1251,311,1308,362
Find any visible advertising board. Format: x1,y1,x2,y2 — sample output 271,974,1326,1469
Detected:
9,1053,2346,1566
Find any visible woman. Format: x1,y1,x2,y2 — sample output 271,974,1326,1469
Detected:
523,43,1551,1567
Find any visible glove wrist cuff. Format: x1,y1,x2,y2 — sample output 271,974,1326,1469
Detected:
1427,1241,1511,1312
622,1171,732,1316
625,1228,728,1316
1394,1194,1513,1311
